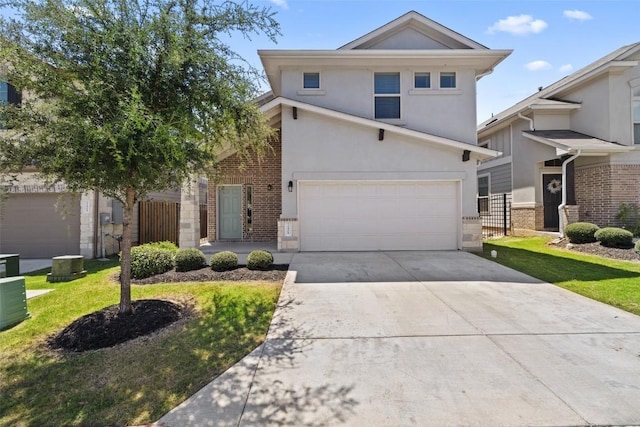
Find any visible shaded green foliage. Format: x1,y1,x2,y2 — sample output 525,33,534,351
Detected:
615,203,640,236
129,243,175,279
565,222,599,244
210,250,238,272
246,249,274,270
594,227,634,248
174,248,207,272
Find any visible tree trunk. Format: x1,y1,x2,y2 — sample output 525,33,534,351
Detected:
119,187,136,315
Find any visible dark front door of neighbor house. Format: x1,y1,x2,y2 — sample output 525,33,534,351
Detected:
219,186,242,240
543,174,563,229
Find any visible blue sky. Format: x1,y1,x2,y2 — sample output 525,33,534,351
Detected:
232,0,640,123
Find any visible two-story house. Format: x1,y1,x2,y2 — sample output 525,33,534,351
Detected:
477,42,640,236
208,11,510,251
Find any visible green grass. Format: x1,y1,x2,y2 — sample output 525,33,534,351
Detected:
0,259,282,427
478,237,640,315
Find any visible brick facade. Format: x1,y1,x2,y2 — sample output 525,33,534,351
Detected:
511,206,544,232
575,164,640,227
208,137,282,242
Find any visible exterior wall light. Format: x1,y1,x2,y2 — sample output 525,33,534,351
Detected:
267,184,272,191
288,180,293,192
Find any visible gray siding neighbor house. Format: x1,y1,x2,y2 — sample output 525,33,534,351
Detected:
477,42,640,236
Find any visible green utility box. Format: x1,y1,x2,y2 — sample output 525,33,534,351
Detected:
0,254,20,278
0,276,30,330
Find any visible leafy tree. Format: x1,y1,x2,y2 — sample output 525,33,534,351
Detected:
0,0,279,314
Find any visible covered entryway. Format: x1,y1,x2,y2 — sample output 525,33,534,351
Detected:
0,193,80,258
218,186,242,240
298,181,459,251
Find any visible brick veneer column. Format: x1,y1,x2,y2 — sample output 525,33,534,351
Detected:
462,216,482,251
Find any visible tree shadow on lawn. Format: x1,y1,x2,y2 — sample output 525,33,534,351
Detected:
481,242,640,284
0,285,282,427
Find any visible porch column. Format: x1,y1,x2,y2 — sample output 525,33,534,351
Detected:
179,175,201,248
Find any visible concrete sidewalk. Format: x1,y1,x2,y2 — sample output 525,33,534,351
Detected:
158,251,640,426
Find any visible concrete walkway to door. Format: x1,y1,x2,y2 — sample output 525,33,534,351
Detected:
158,251,640,426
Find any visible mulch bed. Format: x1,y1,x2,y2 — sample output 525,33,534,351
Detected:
48,299,185,352
552,240,640,262
51,265,290,353
131,264,289,284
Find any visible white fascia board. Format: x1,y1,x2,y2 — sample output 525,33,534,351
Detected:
261,97,501,160
546,61,639,98
522,131,634,154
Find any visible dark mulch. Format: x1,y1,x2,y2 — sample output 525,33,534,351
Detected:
132,264,289,285
48,299,184,352
557,240,640,262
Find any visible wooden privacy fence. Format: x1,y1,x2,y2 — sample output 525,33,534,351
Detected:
138,201,180,245
199,205,208,239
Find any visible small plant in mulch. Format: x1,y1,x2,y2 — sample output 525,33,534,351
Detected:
175,248,208,272
594,227,634,248
48,300,185,352
210,251,239,272
246,250,274,270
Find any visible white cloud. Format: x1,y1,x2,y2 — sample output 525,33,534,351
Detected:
269,0,288,9
487,15,548,35
559,64,574,73
563,10,593,21
525,60,552,71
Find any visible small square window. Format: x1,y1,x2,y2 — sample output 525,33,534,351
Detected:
440,72,456,89
414,72,431,89
303,72,320,89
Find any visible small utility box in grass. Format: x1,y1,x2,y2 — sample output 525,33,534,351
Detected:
0,254,20,278
0,276,30,330
47,255,87,283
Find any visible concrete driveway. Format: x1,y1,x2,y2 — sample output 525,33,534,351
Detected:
158,251,640,427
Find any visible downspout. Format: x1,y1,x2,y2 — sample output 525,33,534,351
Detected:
518,112,534,131
558,150,581,238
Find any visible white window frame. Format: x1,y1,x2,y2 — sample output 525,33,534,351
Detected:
298,71,325,96
373,72,401,120
439,71,457,89
413,72,431,89
478,173,490,216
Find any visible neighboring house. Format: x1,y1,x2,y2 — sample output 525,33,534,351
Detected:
208,11,510,251
1,77,196,258
477,42,640,235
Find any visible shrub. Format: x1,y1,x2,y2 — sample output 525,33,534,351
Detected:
616,203,640,236
146,241,179,254
210,251,238,272
565,222,600,244
175,248,207,272
246,250,274,270
594,227,634,248
130,245,175,279
635,240,640,255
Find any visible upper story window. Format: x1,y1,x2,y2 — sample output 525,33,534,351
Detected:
414,72,431,89
374,72,400,119
0,81,21,130
633,86,640,145
440,72,456,89
303,72,320,89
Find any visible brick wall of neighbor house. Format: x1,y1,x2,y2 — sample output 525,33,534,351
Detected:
207,137,281,242
576,164,640,227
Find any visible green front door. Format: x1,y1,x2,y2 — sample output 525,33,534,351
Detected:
219,186,242,240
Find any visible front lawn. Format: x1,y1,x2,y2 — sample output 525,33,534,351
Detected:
479,237,640,316
0,259,282,427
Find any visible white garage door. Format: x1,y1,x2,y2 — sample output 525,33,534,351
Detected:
299,181,459,251
0,193,81,258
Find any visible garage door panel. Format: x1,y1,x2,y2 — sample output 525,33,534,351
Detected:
0,193,80,258
299,181,459,251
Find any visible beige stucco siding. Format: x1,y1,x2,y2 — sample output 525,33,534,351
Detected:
281,68,478,144
280,106,477,217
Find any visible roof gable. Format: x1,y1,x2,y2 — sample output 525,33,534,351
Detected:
339,11,487,51
479,42,640,133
